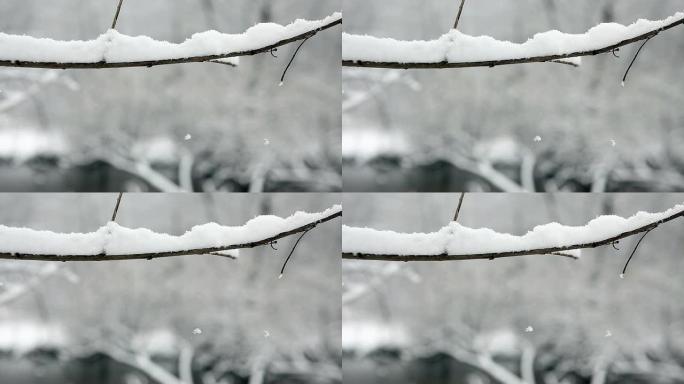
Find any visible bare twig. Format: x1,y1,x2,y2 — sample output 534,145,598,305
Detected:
0,17,341,69
111,0,125,30
207,59,238,67
621,227,655,276
453,0,467,30
279,226,313,277
453,193,466,222
279,34,312,85
110,192,124,222
621,35,654,85
343,15,683,69
343,208,683,262
0,209,341,262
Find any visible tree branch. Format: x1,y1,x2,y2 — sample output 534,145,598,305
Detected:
110,192,124,222
103,346,186,384
453,0,467,30
453,192,465,222
342,206,683,261
0,208,341,262
0,15,341,69
342,13,683,69
111,0,125,30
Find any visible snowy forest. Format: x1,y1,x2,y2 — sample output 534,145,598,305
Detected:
342,0,684,192
0,193,341,383
343,193,684,383
0,0,341,192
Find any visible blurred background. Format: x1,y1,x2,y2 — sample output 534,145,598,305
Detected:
342,0,684,192
0,0,341,192
343,193,684,383
0,193,341,384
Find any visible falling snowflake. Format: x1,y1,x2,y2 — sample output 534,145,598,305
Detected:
605,330,612,337
278,273,283,280
264,138,270,146
263,330,270,338
621,81,625,87
278,81,284,87
525,326,534,333
533,136,542,142
619,273,625,279
184,134,192,141
609,139,616,147
192,328,202,335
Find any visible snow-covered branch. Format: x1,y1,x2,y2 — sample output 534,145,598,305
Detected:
342,11,684,69
0,205,341,261
342,204,684,261
0,12,341,69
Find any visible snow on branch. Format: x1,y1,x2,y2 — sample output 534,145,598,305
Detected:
342,204,684,261
0,205,341,261
342,11,684,69
0,12,341,69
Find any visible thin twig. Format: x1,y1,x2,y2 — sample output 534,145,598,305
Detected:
208,59,238,67
279,226,313,277
621,227,655,276
621,34,654,85
453,193,466,222
453,0,467,30
111,0,125,30
280,35,312,85
110,192,124,222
